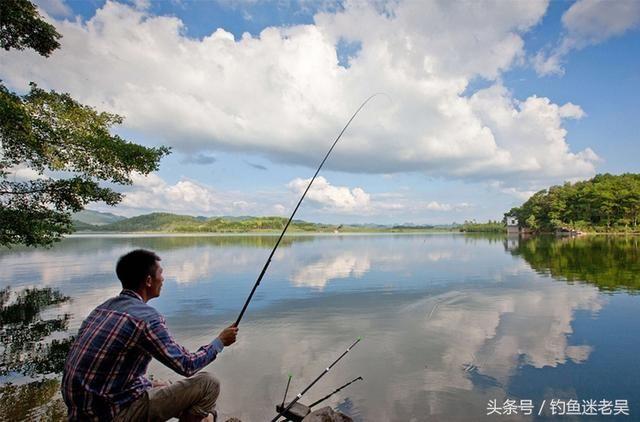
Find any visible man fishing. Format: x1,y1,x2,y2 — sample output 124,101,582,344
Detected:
62,249,238,421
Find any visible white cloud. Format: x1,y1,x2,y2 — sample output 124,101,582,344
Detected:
3,165,44,181
423,201,469,212
0,0,598,195
287,176,371,212
117,172,256,215
534,0,640,76
468,84,597,182
563,0,640,44
33,0,73,18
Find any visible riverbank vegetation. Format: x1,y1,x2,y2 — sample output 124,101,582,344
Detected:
72,212,446,234
506,173,640,233
459,220,505,233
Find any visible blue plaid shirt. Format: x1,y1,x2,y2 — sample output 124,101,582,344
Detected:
61,290,224,421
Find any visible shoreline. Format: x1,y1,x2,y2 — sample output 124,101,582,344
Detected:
68,230,467,238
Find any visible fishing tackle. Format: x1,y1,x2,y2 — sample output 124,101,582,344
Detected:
308,376,363,408
275,376,363,422
271,337,362,422
234,95,382,326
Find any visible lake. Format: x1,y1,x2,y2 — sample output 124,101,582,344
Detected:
1,234,639,421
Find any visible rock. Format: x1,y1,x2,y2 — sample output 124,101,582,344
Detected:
301,406,353,422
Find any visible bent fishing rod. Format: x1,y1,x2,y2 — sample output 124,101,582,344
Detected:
271,337,362,422
234,95,382,326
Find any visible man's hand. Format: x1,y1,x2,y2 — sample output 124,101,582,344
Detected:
151,379,171,388
218,325,239,346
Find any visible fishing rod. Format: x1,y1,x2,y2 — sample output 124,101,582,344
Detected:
271,337,362,422
234,94,382,326
275,376,363,422
308,375,363,408
281,374,293,408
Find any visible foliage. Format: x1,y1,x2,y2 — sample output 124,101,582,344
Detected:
71,212,450,233
509,236,640,293
0,287,73,377
505,173,640,233
0,0,61,56
0,0,170,247
73,209,125,225
459,220,505,233
75,212,331,233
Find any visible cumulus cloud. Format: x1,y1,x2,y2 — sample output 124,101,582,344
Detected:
33,0,73,17
288,176,371,212
118,172,255,215
3,165,44,181
423,201,470,212
534,0,640,75
0,0,598,195
285,176,476,217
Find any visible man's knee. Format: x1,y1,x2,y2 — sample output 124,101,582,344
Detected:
194,371,220,398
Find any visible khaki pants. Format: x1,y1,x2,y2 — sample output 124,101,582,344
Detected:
114,372,220,421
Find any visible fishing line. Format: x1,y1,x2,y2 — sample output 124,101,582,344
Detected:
234,94,386,326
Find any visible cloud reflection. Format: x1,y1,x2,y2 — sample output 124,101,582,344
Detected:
144,279,604,421
0,234,617,421
290,252,371,289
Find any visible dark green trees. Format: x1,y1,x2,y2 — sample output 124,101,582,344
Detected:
506,174,640,232
0,0,170,246
0,0,61,56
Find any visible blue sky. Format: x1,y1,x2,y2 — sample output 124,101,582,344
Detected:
2,0,639,224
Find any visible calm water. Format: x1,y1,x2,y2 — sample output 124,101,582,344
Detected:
1,234,639,421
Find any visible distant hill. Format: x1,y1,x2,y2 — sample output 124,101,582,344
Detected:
70,212,448,234
76,213,329,233
73,210,126,226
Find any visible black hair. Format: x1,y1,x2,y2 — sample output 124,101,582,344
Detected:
115,249,161,290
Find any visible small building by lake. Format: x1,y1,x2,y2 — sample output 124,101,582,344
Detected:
506,217,519,234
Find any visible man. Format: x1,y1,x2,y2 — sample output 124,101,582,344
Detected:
62,249,238,421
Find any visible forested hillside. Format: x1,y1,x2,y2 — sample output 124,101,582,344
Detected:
506,173,640,232
75,213,331,233
72,212,440,233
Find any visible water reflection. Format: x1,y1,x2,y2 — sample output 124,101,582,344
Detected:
1,234,638,421
0,379,66,421
147,279,604,421
507,235,640,293
0,287,73,421
290,252,371,289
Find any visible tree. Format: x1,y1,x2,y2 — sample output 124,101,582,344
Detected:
0,0,170,246
0,0,61,56
507,173,640,233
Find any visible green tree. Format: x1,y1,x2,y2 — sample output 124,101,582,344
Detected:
0,0,61,56
0,0,170,246
507,173,640,233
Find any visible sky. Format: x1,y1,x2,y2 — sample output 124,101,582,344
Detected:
1,0,639,224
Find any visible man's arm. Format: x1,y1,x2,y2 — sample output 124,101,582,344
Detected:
141,319,238,377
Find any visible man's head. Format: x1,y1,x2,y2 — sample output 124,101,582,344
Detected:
116,249,164,300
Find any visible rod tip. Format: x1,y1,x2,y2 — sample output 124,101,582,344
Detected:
288,374,293,378
357,336,362,341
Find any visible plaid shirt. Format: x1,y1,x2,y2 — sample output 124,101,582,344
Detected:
61,290,224,421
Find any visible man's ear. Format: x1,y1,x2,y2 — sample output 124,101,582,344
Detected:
145,275,152,287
